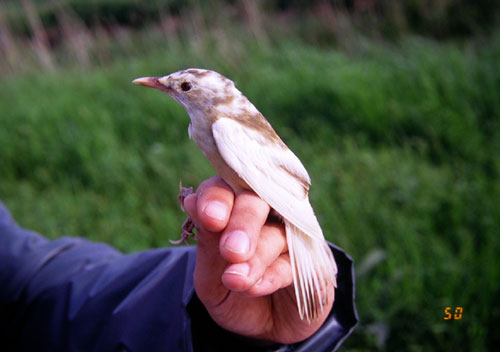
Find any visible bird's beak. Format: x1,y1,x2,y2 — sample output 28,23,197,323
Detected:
132,77,170,92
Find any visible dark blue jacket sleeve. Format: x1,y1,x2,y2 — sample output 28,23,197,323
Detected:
0,202,357,351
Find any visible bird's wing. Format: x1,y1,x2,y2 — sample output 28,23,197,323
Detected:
212,117,323,239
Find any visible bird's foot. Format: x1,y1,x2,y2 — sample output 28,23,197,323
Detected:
178,181,194,212
170,181,196,245
170,216,196,245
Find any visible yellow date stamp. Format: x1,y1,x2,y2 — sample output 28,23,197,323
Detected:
443,307,463,320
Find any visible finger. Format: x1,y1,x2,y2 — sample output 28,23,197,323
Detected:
195,175,234,233
183,193,199,227
221,222,287,291
245,254,293,297
219,191,270,263
194,225,231,308
190,176,235,307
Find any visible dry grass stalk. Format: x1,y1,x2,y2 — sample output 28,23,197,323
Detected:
21,0,55,71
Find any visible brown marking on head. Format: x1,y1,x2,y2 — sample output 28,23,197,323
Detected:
224,80,234,92
185,69,212,78
212,94,235,107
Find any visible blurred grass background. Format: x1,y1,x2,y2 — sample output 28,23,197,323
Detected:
1,0,499,350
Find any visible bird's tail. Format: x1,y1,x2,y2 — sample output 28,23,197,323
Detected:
285,220,337,322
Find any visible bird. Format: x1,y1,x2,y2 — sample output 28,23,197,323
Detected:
133,68,337,322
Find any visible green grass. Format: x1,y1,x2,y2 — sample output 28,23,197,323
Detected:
1,34,499,351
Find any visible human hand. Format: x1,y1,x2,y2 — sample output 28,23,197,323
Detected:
183,176,334,344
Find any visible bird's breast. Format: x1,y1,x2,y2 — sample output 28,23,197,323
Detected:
190,124,249,194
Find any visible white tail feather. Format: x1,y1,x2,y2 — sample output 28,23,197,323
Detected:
285,220,337,322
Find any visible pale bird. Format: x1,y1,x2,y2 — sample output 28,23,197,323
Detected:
133,69,337,322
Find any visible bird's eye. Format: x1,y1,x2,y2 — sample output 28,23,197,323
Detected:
181,82,192,92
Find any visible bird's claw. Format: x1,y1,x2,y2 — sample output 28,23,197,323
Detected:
171,181,196,245
178,181,194,212
170,216,197,245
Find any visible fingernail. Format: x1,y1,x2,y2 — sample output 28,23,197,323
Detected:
224,263,250,277
203,201,228,221
224,230,250,254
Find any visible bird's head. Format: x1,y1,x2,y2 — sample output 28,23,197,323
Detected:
133,68,245,118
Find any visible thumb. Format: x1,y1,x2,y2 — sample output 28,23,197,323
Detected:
184,176,235,307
